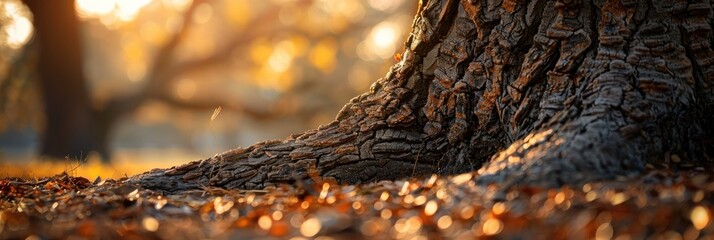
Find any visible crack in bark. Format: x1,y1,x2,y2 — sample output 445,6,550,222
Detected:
131,0,714,193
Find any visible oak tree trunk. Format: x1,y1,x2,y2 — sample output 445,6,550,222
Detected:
24,0,112,161
133,0,714,192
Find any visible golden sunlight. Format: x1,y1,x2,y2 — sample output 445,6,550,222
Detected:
0,0,417,182
358,21,401,61
192,2,213,24
175,78,197,100
370,22,398,49
317,0,365,22
691,206,710,230
76,0,151,23
76,0,115,17
223,0,250,27
2,1,33,49
308,38,337,73
116,0,152,21
163,0,192,11
267,41,294,72
367,0,406,11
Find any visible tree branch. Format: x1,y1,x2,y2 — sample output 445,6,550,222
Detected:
101,0,208,121
102,0,278,118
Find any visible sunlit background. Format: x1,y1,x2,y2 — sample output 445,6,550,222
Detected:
0,0,416,178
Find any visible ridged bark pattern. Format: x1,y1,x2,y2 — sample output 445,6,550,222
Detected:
132,0,714,192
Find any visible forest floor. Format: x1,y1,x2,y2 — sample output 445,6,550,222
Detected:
1,167,714,239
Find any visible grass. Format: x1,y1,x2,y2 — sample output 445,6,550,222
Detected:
0,149,204,180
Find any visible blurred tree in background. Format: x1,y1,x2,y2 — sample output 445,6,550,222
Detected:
0,0,416,162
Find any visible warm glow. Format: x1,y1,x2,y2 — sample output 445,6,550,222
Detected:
609,193,628,205
595,223,613,240
213,197,234,214
451,173,473,184
367,0,406,11
318,0,365,22
76,0,116,17
116,0,151,21
139,22,167,46
5,13,32,49
348,64,371,91
492,203,506,215
437,215,452,229
268,41,294,72
308,38,337,73
358,21,401,60
424,200,438,216
163,0,192,11
223,0,250,27
3,1,33,49
125,64,146,82
253,68,294,92
300,217,321,237
258,215,273,230
380,209,392,219
192,3,213,24
482,218,503,236
393,216,422,234
691,206,710,230
250,38,273,64
122,34,148,81
370,22,398,49
0,0,418,185
76,0,151,23
175,78,197,100
142,217,160,232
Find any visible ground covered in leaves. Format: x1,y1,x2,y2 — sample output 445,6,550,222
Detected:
2,169,714,239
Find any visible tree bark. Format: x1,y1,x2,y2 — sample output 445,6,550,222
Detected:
24,0,111,161
132,0,714,192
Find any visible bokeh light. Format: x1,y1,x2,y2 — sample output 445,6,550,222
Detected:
357,20,405,61
76,0,115,17
2,1,33,49
191,3,212,24
300,217,321,237
163,0,193,11
0,0,415,178
367,0,406,11
76,0,152,24
175,78,197,100
267,41,294,72
691,206,710,230
371,22,398,49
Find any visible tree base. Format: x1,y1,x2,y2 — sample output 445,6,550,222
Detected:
132,0,714,192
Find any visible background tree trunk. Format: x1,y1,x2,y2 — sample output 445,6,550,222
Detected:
133,0,714,192
19,0,294,162
24,0,111,161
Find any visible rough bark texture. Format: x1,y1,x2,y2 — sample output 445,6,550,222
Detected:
133,0,714,192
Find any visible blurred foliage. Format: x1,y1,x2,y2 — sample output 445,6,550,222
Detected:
0,0,417,169
0,0,38,133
